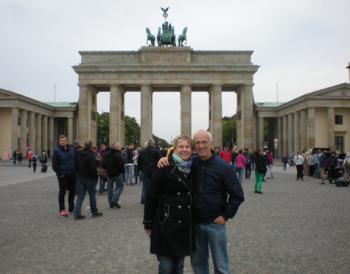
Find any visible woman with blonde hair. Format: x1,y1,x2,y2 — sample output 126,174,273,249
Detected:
143,135,194,274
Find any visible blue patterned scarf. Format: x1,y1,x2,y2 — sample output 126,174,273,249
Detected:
172,153,192,174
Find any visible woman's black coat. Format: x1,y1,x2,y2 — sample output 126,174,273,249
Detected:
143,163,194,257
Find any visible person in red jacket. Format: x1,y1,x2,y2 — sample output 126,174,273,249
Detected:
219,146,232,164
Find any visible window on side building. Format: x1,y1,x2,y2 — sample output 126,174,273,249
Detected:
335,115,343,125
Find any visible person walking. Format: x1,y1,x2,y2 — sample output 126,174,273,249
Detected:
294,152,305,181
27,149,33,168
52,135,76,217
124,144,135,185
103,143,125,209
12,150,17,165
244,148,253,179
235,149,246,183
133,147,140,185
39,151,48,173
144,135,194,274
74,141,103,220
17,151,23,165
138,139,161,204
282,154,289,171
219,146,232,164
96,144,107,194
32,153,38,173
254,149,267,194
319,150,327,184
327,152,338,184
342,152,350,179
266,150,274,179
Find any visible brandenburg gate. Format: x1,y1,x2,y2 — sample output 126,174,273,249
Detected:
73,8,258,149
73,47,259,148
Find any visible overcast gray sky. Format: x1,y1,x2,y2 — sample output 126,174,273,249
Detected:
1,0,349,142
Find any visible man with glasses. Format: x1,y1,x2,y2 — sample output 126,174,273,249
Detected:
158,130,244,273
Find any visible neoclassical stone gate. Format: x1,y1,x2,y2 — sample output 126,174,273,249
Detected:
73,47,258,148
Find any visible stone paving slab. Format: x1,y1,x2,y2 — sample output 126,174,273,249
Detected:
0,168,349,274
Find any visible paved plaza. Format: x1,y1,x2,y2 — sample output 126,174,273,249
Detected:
0,164,349,274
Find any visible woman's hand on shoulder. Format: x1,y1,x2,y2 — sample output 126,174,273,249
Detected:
157,157,169,168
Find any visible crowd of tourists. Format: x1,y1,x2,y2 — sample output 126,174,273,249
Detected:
282,149,350,184
50,134,169,220
10,132,350,274
214,146,274,194
45,131,246,274
12,148,49,173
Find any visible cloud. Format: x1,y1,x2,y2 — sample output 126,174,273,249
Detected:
1,0,349,141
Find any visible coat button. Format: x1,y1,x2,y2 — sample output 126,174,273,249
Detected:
178,205,182,209
177,192,181,196
187,205,191,209
164,213,168,216
178,220,182,224
187,192,190,195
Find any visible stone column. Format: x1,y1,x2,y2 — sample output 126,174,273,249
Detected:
42,115,48,152
49,117,54,153
67,117,74,144
180,85,191,137
299,110,306,151
258,117,264,149
20,109,27,154
90,88,97,146
307,108,316,149
110,85,125,146
78,84,89,144
208,90,213,134
277,117,283,156
293,111,300,153
235,92,241,147
282,115,288,155
140,85,153,147
209,85,222,148
28,112,36,153
11,108,19,153
239,85,254,149
288,113,294,153
36,114,42,153
328,107,335,150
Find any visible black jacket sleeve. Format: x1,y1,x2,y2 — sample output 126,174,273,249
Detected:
222,166,244,220
52,149,60,175
143,167,164,229
89,153,98,178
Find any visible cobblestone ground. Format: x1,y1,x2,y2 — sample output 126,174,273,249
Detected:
0,165,349,274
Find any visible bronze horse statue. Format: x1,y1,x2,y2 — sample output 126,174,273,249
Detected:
178,27,187,47
146,28,155,47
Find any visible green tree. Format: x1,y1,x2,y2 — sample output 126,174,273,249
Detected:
97,112,169,148
124,116,140,146
97,112,109,146
222,115,236,147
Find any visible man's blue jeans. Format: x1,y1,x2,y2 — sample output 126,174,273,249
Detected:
157,255,184,274
191,223,231,274
74,178,98,217
124,163,134,184
107,174,124,206
237,168,245,183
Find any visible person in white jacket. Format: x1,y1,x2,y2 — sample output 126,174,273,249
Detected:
294,152,305,181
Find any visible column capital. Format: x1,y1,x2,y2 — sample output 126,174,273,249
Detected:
181,84,191,91
210,84,222,91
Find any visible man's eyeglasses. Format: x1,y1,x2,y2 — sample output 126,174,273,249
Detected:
195,141,209,146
